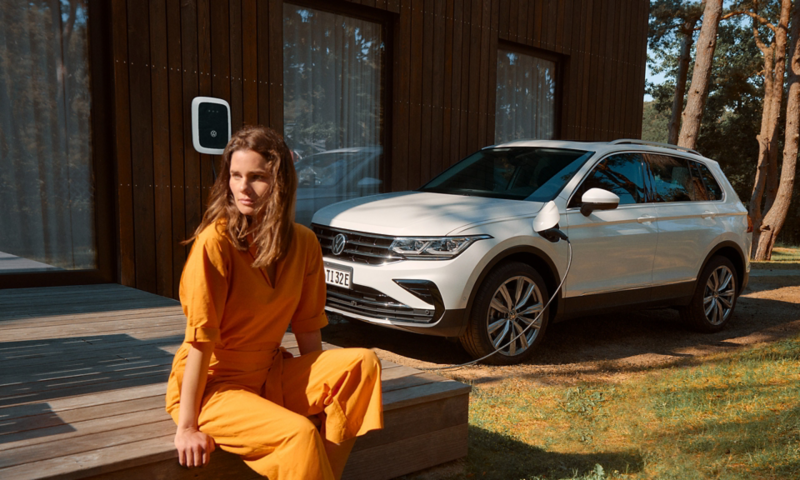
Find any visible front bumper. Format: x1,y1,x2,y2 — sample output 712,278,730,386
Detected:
326,299,468,337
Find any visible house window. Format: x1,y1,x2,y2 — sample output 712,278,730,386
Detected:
0,2,95,273
495,48,557,143
283,5,385,226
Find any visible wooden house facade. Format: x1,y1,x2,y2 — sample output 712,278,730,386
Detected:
0,0,649,297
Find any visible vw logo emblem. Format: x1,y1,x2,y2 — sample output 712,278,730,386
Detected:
210,130,217,138
331,233,347,256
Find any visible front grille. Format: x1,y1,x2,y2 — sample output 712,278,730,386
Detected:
313,224,402,265
326,284,435,323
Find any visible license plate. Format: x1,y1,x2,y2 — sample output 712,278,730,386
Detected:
324,262,352,289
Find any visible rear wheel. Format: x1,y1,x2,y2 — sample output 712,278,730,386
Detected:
459,262,549,365
679,256,738,332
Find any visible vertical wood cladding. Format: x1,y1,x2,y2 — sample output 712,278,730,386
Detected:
111,0,647,296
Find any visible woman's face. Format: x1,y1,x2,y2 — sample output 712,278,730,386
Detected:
229,149,270,216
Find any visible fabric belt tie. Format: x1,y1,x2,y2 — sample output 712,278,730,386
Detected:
209,343,282,372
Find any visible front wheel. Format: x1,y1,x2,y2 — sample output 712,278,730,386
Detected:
459,262,549,365
679,256,738,333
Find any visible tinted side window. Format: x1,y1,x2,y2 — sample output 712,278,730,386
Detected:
648,154,699,202
695,162,723,200
685,161,714,201
568,153,646,208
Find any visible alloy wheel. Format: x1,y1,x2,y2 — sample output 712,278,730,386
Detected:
703,265,736,326
486,275,544,357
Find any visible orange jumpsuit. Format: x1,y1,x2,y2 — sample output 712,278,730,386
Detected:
166,221,383,479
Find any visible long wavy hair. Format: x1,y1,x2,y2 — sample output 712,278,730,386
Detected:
187,125,297,268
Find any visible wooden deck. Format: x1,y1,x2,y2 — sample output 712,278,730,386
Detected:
0,285,470,480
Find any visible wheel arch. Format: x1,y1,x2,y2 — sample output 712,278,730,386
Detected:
465,246,564,323
700,241,747,295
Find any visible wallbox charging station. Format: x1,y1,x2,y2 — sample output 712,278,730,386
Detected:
191,96,231,155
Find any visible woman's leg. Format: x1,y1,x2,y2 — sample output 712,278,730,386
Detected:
280,348,384,479
196,383,336,480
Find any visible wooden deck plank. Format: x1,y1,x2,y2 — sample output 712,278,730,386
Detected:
0,310,183,332
1,409,169,457
1,396,164,438
0,285,470,479
0,420,176,469
1,322,184,343
0,434,178,480
0,312,184,334
2,378,467,466
83,450,262,480
344,423,469,480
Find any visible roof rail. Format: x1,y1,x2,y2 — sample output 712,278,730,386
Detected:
609,139,701,156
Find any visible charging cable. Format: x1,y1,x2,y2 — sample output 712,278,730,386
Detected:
418,237,573,371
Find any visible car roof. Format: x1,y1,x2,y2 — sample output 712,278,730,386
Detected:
486,139,717,166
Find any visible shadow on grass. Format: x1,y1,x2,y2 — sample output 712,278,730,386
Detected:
323,277,800,378
462,425,643,479
654,401,800,479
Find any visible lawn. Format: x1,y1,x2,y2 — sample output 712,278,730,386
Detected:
752,245,800,265
388,250,800,480
420,334,800,480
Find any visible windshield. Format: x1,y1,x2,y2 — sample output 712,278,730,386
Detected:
419,147,594,201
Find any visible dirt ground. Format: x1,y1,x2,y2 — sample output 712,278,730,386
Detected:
321,267,800,386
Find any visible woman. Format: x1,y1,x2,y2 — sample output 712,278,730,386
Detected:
166,125,383,480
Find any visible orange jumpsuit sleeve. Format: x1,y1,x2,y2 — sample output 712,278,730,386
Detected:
179,229,230,344
290,235,329,334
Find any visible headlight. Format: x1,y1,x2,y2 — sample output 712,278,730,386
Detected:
389,235,491,260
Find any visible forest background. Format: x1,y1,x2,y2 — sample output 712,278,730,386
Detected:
644,0,800,258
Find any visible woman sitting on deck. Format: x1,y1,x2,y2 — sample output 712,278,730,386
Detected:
165,125,383,480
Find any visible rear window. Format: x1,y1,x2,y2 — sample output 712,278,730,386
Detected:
694,162,724,201
647,154,723,202
419,148,594,201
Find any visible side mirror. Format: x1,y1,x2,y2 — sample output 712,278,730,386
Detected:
580,188,620,217
534,201,568,243
191,96,231,155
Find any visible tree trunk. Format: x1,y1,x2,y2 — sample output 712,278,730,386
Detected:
755,2,800,261
749,47,776,252
668,26,695,145
678,0,723,149
749,0,792,256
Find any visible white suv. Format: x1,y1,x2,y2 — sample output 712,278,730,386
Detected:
311,140,751,365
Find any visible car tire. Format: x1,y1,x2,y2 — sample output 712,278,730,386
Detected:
459,262,549,365
679,256,738,333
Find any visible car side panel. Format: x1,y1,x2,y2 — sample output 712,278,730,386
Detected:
652,201,724,285
564,204,658,296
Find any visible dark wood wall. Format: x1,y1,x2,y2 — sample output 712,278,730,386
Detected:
110,0,648,298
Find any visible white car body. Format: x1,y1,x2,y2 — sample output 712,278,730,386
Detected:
311,140,751,361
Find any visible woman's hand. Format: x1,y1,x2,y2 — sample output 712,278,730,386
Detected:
175,425,216,467
175,342,215,467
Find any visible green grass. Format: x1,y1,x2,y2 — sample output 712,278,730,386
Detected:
769,245,800,263
752,245,800,266
428,336,800,479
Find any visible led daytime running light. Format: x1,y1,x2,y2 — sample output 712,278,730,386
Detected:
389,235,491,259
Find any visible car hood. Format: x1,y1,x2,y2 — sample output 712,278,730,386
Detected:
311,191,544,236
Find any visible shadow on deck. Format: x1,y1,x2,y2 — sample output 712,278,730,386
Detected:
0,284,470,480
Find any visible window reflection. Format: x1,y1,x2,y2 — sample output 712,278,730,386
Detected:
570,154,646,207
496,49,556,143
283,5,384,225
648,154,713,202
0,0,95,273
421,148,592,202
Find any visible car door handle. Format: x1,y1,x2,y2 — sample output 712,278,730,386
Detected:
701,211,716,219
637,215,655,224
